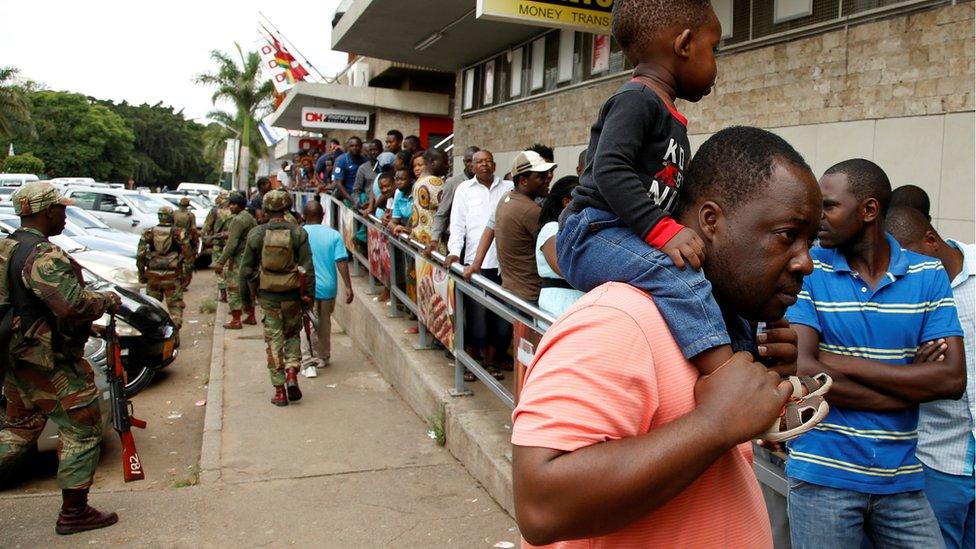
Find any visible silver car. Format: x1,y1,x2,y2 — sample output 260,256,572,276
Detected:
62,187,174,234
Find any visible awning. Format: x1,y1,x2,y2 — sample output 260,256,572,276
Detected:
265,81,451,131
332,0,543,72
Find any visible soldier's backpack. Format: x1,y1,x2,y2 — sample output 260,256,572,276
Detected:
146,226,181,272
259,227,300,292
0,238,19,382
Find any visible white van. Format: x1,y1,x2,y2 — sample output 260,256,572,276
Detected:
176,182,222,203
0,173,40,187
49,177,97,186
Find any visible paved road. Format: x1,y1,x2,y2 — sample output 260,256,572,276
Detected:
0,269,519,547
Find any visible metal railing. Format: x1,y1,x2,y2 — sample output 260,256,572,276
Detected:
312,191,553,409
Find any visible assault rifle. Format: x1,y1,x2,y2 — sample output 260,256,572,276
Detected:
200,231,228,243
105,314,146,482
298,268,318,356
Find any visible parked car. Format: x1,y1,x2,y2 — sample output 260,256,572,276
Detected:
61,187,174,234
0,186,16,204
48,177,97,187
0,205,139,258
0,173,39,187
176,182,222,204
157,193,207,229
0,215,141,290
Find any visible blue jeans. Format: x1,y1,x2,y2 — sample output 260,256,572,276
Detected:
923,465,975,549
788,478,945,549
556,207,728,358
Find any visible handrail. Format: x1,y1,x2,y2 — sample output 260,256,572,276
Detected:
308,191,558,408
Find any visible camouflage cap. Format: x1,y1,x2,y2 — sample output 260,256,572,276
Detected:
215,190,230,207
11,181,75,216
179,197,191,207
158,206,175,224
262,189,290,212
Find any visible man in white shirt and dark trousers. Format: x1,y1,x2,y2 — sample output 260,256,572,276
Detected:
886,206,975,549
444,150,513,381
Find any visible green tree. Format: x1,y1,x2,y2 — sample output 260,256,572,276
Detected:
194,44,274,190
202,109,266,177
0,66,35,141
1,152,44,174
26,91,134,180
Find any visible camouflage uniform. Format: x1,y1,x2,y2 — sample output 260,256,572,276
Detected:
136,207,191,329
214,204,257,314
240,191,314,391
172,198,198,286
202,191,232,294
0,183,114,490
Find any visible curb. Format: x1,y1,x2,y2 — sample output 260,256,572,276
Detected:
199,301,226,485
333,276,515,516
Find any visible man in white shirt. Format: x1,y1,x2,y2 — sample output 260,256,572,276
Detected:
276,161,291,189
444,150,514,380
886,206,975,549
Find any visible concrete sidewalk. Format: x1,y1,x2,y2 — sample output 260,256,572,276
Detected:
0,303,518,547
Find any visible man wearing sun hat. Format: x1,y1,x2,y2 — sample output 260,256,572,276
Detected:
0,181,122,535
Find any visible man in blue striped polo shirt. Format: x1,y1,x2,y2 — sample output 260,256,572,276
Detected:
786,159,965,548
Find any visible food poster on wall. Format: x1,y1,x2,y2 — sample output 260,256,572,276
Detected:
512,320,543,402
415,254,455,352
340,207,356,252
366,226,391,286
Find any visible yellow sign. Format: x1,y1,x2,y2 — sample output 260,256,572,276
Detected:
477,0,613,34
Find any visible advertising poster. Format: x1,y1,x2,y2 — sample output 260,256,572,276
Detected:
415,254,455,352
591,34,610,74
367,226,390,286
512,320,543,402
340,207,356,252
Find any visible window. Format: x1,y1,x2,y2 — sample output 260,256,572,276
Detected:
484,60,496,105
557,29,575,83
97,194,119,213
128,194,169,214
714,0,735,39
774,0,814,23
530,37,545,91
510,47,523,98
463,69,476,110
70,191,97,210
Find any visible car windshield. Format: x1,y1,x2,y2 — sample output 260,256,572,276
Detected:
0,188,16,196
127,194,172,214
66,206,111,230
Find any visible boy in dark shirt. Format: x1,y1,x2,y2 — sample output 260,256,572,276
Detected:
557,0,829,440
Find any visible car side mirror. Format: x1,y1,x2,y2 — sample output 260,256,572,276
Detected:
114,205,132,216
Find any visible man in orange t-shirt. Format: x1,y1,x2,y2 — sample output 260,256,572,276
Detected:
512,126,823,547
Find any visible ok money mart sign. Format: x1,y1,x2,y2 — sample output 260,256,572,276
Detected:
476,0,613,33
301,107,370,131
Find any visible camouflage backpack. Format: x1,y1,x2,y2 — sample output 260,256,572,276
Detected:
0,238,20,380
146,226,181,272
259,228,300,292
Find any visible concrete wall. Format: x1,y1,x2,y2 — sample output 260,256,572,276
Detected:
451,3,975,242
374,108,420,141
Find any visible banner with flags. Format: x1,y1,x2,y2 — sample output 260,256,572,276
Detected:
258,31,310,94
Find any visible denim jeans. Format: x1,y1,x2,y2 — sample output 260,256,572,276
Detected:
788,478,945,549
556,207,729,358
923,465,976,549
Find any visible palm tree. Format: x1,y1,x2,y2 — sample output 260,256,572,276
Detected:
194,44,274,191
0,66,35,142
202,109,267,178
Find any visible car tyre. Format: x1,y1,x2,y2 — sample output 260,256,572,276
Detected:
123,363,155,397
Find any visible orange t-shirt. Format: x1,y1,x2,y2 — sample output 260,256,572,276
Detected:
512,282,772,549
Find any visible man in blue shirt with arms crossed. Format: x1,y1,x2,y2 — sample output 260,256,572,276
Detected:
786,158,965,548
302,200,353,368
331,137,365,206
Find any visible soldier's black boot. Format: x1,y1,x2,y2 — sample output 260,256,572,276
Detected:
56,489,119,535
271,385,289,406
285,368,302,401
243,306,257,325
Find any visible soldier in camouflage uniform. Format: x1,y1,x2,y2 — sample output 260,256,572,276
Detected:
240,190,314,406
0,182,122,535
202,190,232,302
172,197,198,288
213,193,257,329
136,207,192,329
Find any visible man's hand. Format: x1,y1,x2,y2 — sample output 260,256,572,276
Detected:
913,339,947,363
463,263,480,281
444,255,460,271
213,264,223,275
345,287,354,304
756,319,798,377
422,243,437,257
694,351,791,445
661,227,706,270
102,292,123,314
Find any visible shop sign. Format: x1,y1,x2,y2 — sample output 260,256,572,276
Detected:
300,107,370,130
477,0,613,33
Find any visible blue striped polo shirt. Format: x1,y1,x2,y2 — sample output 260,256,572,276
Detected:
785,233,964,494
